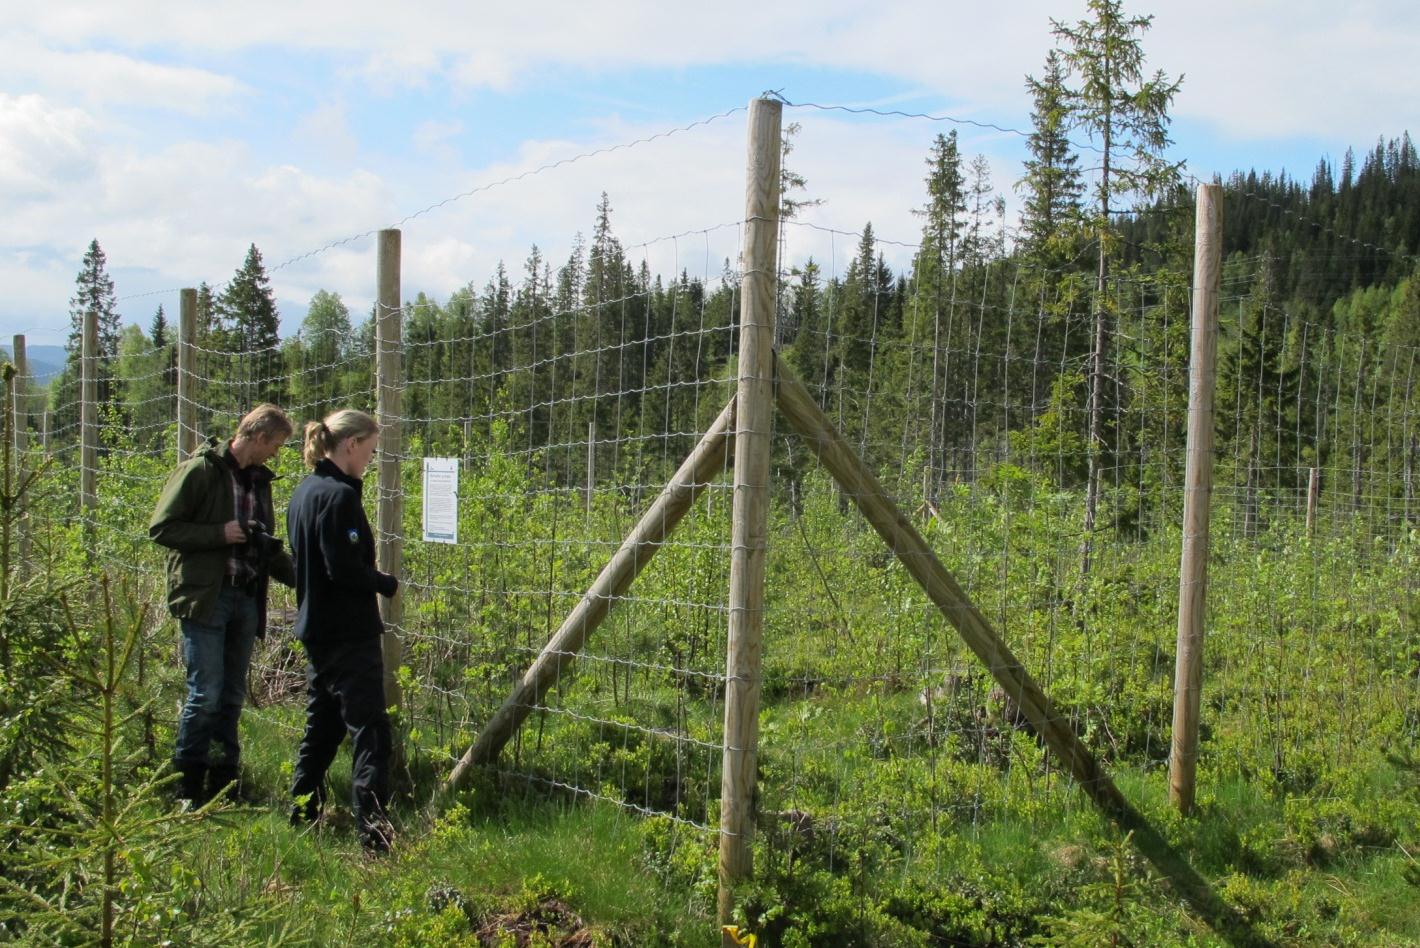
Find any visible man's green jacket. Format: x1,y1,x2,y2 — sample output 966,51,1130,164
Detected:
148,438,296,635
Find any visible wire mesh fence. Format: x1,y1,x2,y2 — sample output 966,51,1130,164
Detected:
16,100,1420,925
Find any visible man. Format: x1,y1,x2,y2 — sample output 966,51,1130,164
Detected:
149,404,297,805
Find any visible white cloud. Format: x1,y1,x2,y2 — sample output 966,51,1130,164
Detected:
12,2,1418,137
0,112,398,341
357,47,439,92
0,94,97,202
295,111,954,315
5,0,1418,342
403,237,482,298
0,250,75,341
1,38,245,115
1150,3,1418,141
0,99,1079,344
448,51,516,92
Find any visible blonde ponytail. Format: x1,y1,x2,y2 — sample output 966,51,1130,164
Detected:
303,409,378,468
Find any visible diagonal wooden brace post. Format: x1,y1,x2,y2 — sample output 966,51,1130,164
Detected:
445,396,736,791
775,360,1264,947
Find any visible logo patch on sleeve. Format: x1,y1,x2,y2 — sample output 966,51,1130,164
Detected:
347,529,360,544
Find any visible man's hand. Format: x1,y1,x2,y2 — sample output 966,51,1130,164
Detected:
223,521,247,544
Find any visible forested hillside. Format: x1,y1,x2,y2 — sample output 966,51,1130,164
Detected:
61,131,1420,546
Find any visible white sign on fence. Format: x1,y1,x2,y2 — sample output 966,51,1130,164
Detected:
422,457,459,544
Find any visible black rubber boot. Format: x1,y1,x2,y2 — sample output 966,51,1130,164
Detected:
175,761,208,808
207,764,244,804
289,785,325,827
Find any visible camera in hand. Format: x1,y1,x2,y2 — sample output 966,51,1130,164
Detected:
244,519,284,566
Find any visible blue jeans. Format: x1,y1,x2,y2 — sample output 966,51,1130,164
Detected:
174,584,259,768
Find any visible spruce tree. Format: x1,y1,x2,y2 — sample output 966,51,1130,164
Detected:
551,236,586,481
779,122,821,222
148,305,169,349
1217,259,1302,534
149,303,177,395
507,246,553,451
1017,49,1089,492
963,155,1001,267
1018,49,1084,254
64,239,121,411
216,244,283,407
440,287,477,435
961,154,1010,475
908,132,967,493
1051,0,1181,570
837,224,881,380
785,260,828,390
479,262,513,415
582,195,630,450
195,281,217,346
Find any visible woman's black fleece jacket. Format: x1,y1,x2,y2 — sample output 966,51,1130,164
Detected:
286,458,398,644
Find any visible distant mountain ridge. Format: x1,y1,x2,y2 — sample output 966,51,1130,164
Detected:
0,345,66,385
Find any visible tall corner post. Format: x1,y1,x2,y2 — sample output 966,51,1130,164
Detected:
80,309,98,520
718,96,782,928
1170,183,1222,814
178,288,199,461
375,229,405,712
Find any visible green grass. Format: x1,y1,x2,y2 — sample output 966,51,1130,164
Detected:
77,566,1420,946
168,776,718,945
15,448,1420,944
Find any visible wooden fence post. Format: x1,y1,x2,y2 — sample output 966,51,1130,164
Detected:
1306,467,1319,537
178,288,199,460
1170,183,1222,814
718,96,781,930
80,309,98,521
12,335,28,566
376,229,405,712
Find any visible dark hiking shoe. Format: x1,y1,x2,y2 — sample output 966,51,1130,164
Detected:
207,764,253,804
289,792,324,827
175,762,208,808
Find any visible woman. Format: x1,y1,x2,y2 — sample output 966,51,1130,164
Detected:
285,409,399,852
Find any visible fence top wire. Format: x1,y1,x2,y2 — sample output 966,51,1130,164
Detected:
771,93,1126,164
113,286,187,304
112,104,749,305
772,94,1033,140
267,106,748,277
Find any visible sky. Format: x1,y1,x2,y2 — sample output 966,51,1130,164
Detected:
3,0,1417,346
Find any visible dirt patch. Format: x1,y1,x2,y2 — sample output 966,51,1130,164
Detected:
476,897,596,947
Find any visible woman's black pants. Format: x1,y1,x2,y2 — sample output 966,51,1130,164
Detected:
289,636,392,847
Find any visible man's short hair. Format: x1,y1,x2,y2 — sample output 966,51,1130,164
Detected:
235,403,294,442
